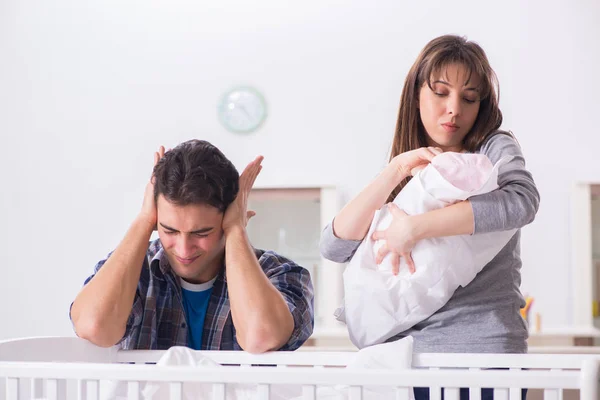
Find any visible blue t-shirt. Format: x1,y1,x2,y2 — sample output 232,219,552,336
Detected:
180,277,216,350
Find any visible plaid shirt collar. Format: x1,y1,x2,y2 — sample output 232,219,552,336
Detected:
147,244,233,350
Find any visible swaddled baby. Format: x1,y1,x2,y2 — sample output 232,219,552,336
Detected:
336,152,516,349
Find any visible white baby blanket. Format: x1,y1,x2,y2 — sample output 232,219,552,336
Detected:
101,337,414,400
290,336,415,400
336,152,516,349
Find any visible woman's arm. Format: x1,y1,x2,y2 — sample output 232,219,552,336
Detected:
332,166,405,241
389,134,538,241
373,133,539,272
331,147,442,241
412,200,475,239
372,201,473,273
469,133,540,234
319,147,441,263
319,223,362,263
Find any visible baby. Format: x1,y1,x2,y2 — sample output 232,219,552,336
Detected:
337,152,516,349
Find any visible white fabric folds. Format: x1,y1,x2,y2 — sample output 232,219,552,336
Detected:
336,152,516,349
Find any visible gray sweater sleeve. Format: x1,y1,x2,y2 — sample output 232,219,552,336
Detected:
469,133,540,234
319,222,363,263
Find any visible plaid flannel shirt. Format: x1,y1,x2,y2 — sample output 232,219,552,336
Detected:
75,239,314,350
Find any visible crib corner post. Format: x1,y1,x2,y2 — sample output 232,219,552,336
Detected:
580,359,600,400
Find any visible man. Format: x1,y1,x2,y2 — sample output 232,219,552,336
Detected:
70,140,314,352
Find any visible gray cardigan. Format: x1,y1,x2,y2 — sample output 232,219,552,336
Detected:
320,133,540,353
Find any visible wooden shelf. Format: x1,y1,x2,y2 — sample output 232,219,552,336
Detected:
528,326,600,338
250,187,321,201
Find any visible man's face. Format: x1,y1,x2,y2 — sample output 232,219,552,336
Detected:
156,195,225,284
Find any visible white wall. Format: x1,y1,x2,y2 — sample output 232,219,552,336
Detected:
1,0,599,339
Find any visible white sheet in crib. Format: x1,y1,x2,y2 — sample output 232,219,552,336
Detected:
336,152,516,349
101,336,413,400
289,336,414,400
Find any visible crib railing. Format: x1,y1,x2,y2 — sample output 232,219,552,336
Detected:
1,360,598,400
1,337,599,400
116,348,600,369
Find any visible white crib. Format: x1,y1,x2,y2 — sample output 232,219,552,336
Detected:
0,337,599,400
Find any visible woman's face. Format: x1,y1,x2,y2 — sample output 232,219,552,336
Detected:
418,63,481,152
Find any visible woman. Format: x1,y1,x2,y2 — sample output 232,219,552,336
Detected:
320,34,539,400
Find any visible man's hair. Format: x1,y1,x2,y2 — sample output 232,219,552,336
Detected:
153,139,239,212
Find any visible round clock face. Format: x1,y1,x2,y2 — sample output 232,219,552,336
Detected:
218,87,267,133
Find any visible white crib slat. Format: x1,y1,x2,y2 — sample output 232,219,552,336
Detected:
580,359,600,400
493,388,509,400
86,380,99,400
16,377,29,400
301,385,316,400
445,387,460,400
394,386,410,400
58,379,67,400
468,368,481,400
430,367,441,400
543,389,561,400
6,377,18,400
509,367,522,400
430,386,442,400
509,387,523,400
549,369,564,400
127,381,140,400
212,383,225,400
348,386,363,400
170,382,182,400
76,379,87,400
469,387,482,400
47,378,58,400
31,378,43,398
257,384,270,400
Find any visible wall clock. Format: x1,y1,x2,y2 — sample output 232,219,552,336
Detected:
218,86,267,134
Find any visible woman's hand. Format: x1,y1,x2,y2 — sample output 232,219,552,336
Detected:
389,146,442,179
372,204,419,275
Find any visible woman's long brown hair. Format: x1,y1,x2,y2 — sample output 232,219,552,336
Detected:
387,35,504,203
